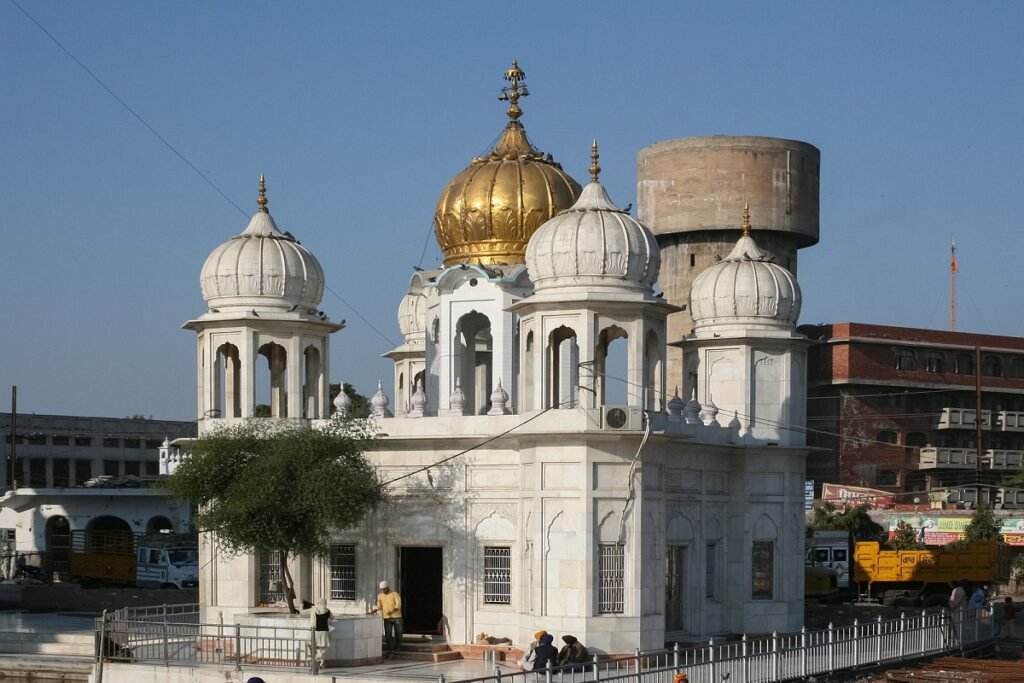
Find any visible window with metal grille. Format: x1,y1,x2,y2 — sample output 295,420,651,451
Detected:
483,546,511,604
598,544,625,614
258,549,285,606
705,543,717,599
330,545,356,600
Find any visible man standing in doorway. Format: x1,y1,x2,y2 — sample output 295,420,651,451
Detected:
372,580,403,654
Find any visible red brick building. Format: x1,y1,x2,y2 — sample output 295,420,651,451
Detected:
801,322,1024,507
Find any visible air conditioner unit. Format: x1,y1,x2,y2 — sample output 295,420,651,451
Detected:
602,406,645,431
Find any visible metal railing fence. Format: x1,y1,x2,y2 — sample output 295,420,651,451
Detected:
111,602,200,624
444,607,995,683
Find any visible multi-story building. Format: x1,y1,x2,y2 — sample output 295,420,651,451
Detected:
0,412,194,575
802,322,1024,507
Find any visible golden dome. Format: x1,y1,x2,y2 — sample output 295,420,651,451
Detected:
434,61,582,267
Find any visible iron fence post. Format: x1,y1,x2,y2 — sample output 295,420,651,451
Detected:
852,618,859,666
634,647,642,683
545,658,553,683
438,676,446,683
742,634,749,682
800,626,806,678
771,630,779,681
593,653,601,681
708,638,715,682
493,665,501,682
827,622,834,674
311,626,319,675
96,610,107,683
234,622,241,672
899,611,906,659
875,615,883,664
673,642,680,675
163,619,170,666
162,603,167,627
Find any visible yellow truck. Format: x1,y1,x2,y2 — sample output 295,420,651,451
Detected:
853,540,1011,606
69,530,198,589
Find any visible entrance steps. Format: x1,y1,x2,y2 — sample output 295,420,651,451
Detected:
390,635,524,664
0,629,95,657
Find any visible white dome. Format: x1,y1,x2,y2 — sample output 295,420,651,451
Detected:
200,188,325,311
689,230,801,329
397,290,425,340
526,180,660,294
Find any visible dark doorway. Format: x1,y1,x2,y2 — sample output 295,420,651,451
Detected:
398,546,443,634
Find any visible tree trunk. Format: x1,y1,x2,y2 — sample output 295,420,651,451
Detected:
279,549,298,614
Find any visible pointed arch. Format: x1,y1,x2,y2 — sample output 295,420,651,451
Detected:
215,342,241,418
596,325,628,406
644,328,664,410
302,344,321,418
455,311,493,415
257,342,288,417
547,326,579,409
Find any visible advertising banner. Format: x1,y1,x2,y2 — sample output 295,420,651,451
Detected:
821,483,896,509
888,514,1024,546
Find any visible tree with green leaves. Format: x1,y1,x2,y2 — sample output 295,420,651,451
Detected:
961,504,1003,544
164,419,382,614
889,520,924,550
811,502,885,541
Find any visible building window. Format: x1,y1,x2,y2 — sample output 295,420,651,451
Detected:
103,438,120,448
103,460,119,477
124,460,140,477
144,460,159,476
876,470,898,486
1010,358,1024,379
983,355,1004,378
75,459,92,484
751,541,774,600
28,459,46,487
956,353,975,375
895,349,917,371
877,430,898,445
705,543,717,600
329,544,356,601
926,352,945,373
52,436,70,446
145,439,162,449
258,549,285,606
597,544,625,614
483,546,512,605
27,433,47,446
53,459,70,487
74,436,92,447
906,432,927,448
124,438,141,449
689,254,696,267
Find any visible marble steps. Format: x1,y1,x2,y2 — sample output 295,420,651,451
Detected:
391,639,462,663
0,629,95,657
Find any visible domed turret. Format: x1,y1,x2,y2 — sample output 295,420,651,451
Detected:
397,289,425,341
689,205,801,329
526,141,660,295
200,177,325,311
434,61,581,267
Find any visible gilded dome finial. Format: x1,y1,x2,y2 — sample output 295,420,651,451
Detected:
498,60,528,121
589,139,601,182
741,202,751,236
257,174,269,213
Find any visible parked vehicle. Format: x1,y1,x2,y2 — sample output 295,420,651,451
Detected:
853,540,1010,606
69,530,198,589
806,530,852,589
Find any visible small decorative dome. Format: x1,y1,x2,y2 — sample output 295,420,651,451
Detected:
526,141,659,294
370,380,392,418
397,290,425,340
333,386,352,417
200,177,325,310
689,205,802,329
433,61,581,267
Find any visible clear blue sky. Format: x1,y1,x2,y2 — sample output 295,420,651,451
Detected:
2,1,1022,420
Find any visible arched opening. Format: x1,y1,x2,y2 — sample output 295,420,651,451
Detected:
955,353,975,376
547,326,579,409
46,516,71,575
146,516,174,533
522,331,535,411
257,342,288,417
984,355,1004,378
644,330,663,410
596,326,629,406
302,345,321,418
1011,358,1024,379
215,343,241,418
454,311,493,415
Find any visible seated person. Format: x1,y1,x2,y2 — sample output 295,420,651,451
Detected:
557,634,589,667
531,634,558,672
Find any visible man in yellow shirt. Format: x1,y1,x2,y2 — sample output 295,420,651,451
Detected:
371,580,403,653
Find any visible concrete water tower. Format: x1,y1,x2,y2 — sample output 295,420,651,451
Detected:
637,135,820,386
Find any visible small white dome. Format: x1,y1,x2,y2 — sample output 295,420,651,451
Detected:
689,219,801,329
397,290,425,340
526,180,659,294
200,179,325,311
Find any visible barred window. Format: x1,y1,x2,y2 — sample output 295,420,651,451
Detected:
598,544,625,614
258,549,285,606
483,546,511,604
330,545,356,601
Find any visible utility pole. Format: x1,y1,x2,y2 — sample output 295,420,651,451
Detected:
975,346,983,508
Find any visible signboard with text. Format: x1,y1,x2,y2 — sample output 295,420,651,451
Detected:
888,515,1024,546
821,483,896,509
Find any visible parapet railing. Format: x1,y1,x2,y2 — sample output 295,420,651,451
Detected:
445,607,995,683
110,602,200,624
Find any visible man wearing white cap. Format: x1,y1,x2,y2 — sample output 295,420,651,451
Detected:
371,580,403,653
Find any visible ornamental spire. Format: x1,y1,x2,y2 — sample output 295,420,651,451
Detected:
741,202,751,237
257,174,269,213
498,60,529,121
589,139,601,182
